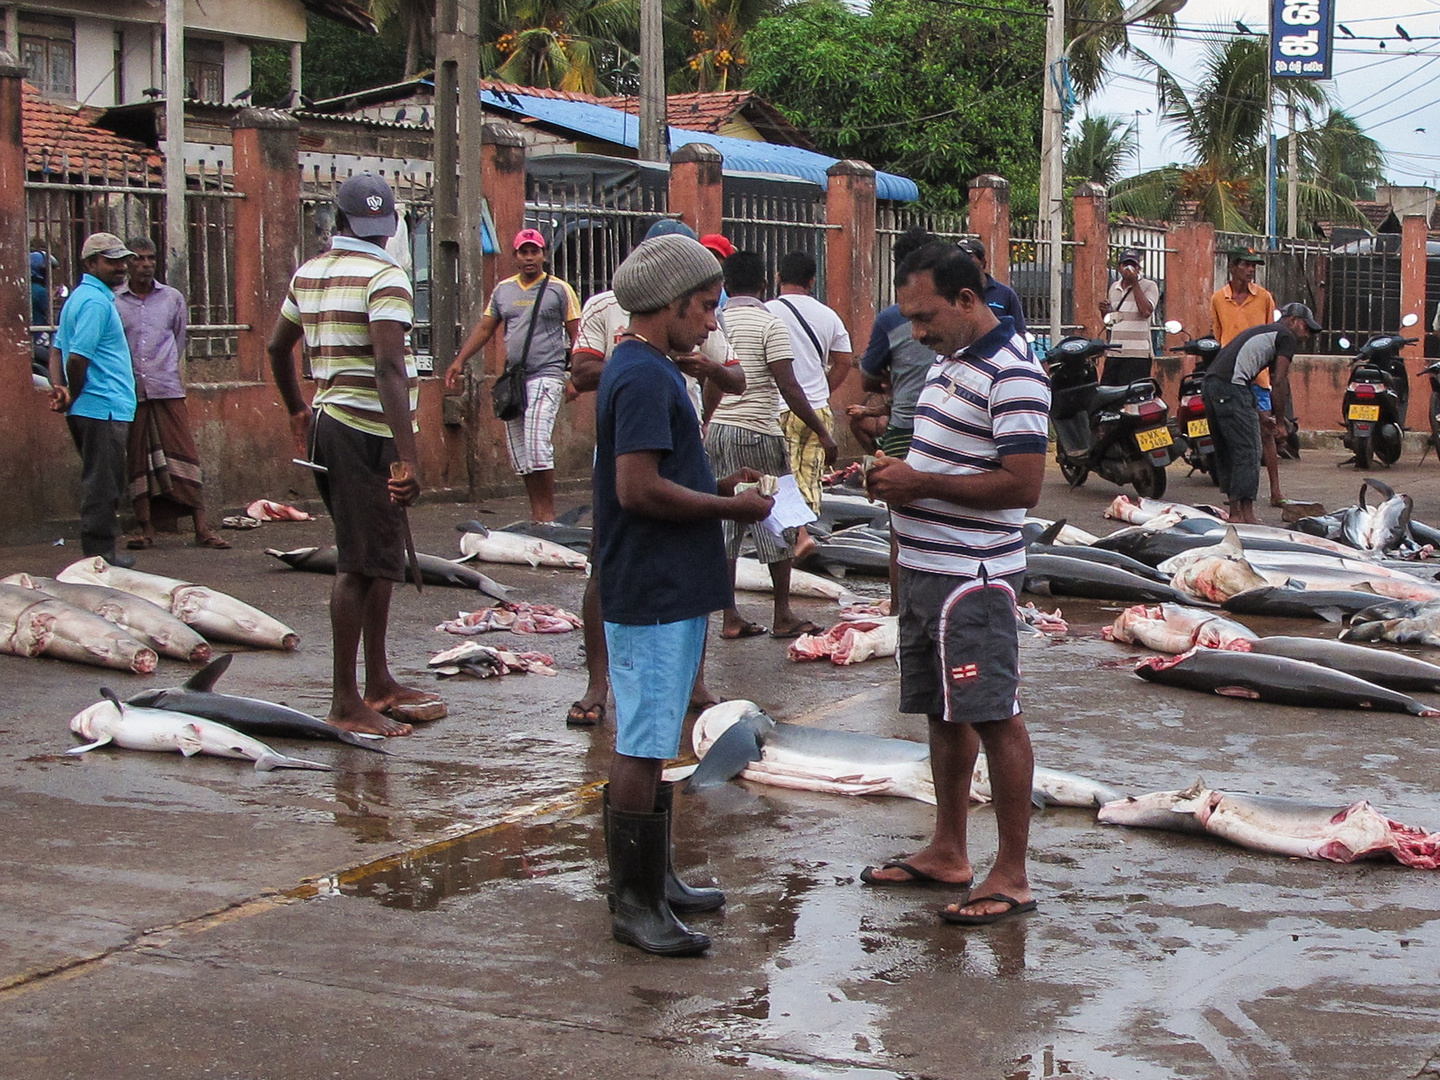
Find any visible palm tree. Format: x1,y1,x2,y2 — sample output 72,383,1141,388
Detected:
369,0,436,78
669,0,783,92
1110,34,1329,231
1065,114,1138,186
1065,0,1176,102
484,0,640,93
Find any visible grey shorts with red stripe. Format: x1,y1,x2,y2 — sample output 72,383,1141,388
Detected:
896,566,1023,723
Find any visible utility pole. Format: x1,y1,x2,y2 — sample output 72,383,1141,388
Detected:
433,0,482,370
164,0,186,297
1041,0,1066,351
638,0,667,162
1286,101,1299,238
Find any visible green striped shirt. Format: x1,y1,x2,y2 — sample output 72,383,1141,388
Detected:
281,236,417,437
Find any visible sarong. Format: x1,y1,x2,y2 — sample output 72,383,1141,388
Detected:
127,398,204,511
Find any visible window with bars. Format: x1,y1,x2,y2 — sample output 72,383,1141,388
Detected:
184,38,224,101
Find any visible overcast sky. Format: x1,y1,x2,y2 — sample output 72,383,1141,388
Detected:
1084,0,1440,187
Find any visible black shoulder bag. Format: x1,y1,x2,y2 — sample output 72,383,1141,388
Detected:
492,274,551,422
776,296,828,362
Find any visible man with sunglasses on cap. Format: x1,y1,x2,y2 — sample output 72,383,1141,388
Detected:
1202,302,1319,525
445,228,581,524
956,237,1027,337
49,231,139,568
1098,248,1158,386
268,173,442,739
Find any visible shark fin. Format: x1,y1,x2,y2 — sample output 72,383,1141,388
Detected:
556,504,591,527
685,717,766,792
1036,519,1067,546
177,723,204,757
182,653,233,692
68,734,113,754
456,519,490,536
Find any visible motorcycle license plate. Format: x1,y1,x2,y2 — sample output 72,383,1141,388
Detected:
1135,427,1173,452
1186,418,1210,438
1348,404,1380,421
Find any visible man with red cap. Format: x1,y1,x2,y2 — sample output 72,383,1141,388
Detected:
446,228,581,523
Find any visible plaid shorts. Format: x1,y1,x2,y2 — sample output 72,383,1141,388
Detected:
504,376,566,475
704,422,792,563
781,405,833,515
897,567,1023,723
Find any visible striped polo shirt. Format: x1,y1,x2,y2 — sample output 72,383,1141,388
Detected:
893,317,1051,578
280,235,417,438
707,296,793,436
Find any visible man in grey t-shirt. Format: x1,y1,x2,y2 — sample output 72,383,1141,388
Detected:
446,229,581,523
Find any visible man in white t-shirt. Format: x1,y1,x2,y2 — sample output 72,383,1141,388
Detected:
765,251,850,516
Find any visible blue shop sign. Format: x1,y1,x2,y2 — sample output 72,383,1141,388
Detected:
1271,0,1334,79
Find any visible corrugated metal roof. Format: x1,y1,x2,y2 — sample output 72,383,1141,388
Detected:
481,88,919,202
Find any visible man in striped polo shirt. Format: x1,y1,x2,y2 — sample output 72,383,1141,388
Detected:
863,243,1050,928
267,174,443,738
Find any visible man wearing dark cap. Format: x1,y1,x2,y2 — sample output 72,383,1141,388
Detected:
1098,247,1158,385
268,173,442,738
594,233,774,956
1202,303,1319,524
956,237,1027,336
445,227,581,524
48,231,138,567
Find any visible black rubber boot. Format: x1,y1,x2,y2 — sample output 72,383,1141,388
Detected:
654,781,726,913
606,797,710,956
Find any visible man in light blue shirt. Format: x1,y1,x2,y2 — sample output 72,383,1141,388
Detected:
50,232,138,566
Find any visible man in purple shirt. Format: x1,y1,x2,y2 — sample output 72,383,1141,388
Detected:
116,237,228,550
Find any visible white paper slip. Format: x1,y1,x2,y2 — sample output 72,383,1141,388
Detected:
758,473,818,538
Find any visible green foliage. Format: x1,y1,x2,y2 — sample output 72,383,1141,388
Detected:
744,0,1045,210
251,15,411,106
1065,114,1136,187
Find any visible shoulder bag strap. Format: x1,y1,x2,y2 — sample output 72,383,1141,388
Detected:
776,297,827,361
508,274,550,375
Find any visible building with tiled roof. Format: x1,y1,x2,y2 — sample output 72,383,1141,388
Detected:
21,81,161,182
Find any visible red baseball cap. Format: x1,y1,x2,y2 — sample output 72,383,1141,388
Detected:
700,233,736,259
513,228,547,251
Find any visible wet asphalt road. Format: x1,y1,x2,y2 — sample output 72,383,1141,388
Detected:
2,447,1439,1080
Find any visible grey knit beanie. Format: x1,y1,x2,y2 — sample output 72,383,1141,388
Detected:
613,234,723,314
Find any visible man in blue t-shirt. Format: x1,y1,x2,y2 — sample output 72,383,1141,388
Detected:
49,232,139,567
594,234,773,957
956,237,1027,337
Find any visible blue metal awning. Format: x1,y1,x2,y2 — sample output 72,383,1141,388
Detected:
481,88,920,202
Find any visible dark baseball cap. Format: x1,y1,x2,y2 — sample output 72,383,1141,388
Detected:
1118,247,1142,266
956,237,986,262
644,218,697,241
336,173,398,239
1229,247,1265,264
1279,302,1321,331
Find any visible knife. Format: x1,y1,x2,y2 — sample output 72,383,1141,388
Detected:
390,461,423,594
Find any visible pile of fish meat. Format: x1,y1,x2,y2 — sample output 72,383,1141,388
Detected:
0,560,297,672
435,601,582,636
428,641,556,678
244,499,314,521
1018,603,1069,636
1099,779,1440,868
69,691,330,771
788,616,898,665
1105,603,1256,652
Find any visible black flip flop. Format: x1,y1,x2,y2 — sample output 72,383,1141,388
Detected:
939,892,1037,926
860,861,973,890
770,621,823,640
722,621,768,639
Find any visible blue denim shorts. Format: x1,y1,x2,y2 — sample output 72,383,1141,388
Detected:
605,616,708,759
1251,386,1272,412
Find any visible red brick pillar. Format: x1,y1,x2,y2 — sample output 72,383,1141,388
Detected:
0,54,47,530
669,142,724,238
1071,182,1109,340
825,160,876,399
1167,221,1216,342
231,109,300,383
1400,213,1428,429
969,174,1011,283
471,122,527,495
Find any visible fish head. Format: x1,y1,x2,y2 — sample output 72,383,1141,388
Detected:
691,700,775,758
70,699,121,739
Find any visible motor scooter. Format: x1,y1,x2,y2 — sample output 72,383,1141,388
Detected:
1164,319,1222,484
1047,334,1179,498
1339,313,1420,469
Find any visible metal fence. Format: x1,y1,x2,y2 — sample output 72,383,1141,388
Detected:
299,162,436,364
525,172,669,304
1107,222,1171,341
723,187,836,298
26,152,242,370
1008,217,1067,337
874,204,968,309
1216,232,1343,353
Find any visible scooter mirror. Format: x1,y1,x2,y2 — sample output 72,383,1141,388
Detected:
1164,319,1183,335
1337,337,1352,350
1273,309,1282,321
1402,312,1420,328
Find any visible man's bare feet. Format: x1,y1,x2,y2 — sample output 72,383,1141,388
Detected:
861,849,972,886
943,875,1032,919
329,702,413,737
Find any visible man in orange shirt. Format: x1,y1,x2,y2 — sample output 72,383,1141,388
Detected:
1209,248,1286,505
